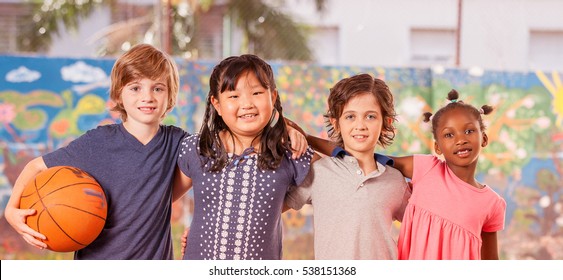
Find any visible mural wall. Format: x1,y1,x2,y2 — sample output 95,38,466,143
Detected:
0,55,561,260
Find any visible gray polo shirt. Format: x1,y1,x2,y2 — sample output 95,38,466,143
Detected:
285,148,410,260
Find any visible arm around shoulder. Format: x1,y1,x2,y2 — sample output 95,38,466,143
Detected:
389,155,414,179
284,117,336,157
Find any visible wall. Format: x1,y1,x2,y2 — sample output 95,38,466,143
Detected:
0,55,562,259
284,0,563,71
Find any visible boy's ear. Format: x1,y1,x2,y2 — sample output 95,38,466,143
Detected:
434,141,442,155
210,95,221,116
329,117,339,132
481,132,489,147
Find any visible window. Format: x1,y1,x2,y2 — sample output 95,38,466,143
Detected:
410,28,456,67
309,26,340,66
0,3,32,53
529,30,563,72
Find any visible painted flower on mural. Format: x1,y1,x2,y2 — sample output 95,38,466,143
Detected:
0,103,16,124
398,96,426,120
391,95,434,155
480,92,542,175
49,92,107,140
0,103,19,142
0,90,65,134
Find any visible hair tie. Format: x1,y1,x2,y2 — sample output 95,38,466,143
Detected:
479,108,484,114
450,99,458,103
269,108,280,128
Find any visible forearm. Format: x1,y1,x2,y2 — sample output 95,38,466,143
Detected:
388,155,414,179
306,135,335,156
7,157,46,209
481,231,499,260
172,166,193,202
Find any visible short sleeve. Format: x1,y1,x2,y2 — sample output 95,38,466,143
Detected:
412,154,441,185
482,195,507,232
287,146,314,187
285,167,314,210
177,134,200,178
43,128,97,168
394,182,412,222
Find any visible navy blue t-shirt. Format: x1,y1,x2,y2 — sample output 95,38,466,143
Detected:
43,123,188,259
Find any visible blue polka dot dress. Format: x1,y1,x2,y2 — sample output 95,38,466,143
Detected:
178,134,313,260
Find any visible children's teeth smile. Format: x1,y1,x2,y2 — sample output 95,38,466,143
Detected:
139,107,156,112
455,149,471,155
239,114,257,119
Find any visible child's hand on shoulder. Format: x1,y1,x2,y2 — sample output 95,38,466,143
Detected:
287,126,308,159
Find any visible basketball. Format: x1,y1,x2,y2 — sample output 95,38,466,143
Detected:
19,166,107,252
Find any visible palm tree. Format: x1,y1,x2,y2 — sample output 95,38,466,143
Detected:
18,0,326,61
18,0,115,53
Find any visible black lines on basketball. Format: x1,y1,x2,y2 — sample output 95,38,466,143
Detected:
19,166,107,252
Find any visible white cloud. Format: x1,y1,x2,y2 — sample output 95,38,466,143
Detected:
5,66,41,83
61,61,107,83
468,66,484,77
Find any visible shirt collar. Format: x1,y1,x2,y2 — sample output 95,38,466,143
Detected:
331,146,394,166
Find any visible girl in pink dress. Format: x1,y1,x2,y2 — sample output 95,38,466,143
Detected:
392,89,506,260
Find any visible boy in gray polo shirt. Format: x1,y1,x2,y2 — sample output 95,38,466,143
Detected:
285,73,410,259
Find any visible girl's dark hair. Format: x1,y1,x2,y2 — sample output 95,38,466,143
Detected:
325,73,397,148
423,89,493,138
199,54,290,171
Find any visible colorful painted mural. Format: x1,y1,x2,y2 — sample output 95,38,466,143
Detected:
0,55,561,260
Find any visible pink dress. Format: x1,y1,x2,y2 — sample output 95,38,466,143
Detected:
397,155,506,260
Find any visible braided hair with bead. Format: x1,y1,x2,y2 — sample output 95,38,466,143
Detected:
423,89,493,139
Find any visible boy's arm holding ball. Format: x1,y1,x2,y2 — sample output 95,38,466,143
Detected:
5,156,48,249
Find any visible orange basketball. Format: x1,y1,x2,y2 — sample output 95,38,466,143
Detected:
20,166,107,252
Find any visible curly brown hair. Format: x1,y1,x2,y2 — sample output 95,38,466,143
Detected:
325,73,397,148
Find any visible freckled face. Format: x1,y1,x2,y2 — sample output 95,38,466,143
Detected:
331,92,383,158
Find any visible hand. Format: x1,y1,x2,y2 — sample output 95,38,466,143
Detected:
287,126,308,159
180,227,189,257
4,205,47,250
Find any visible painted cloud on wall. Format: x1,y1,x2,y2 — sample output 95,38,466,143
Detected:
5,66,41,83
61,61,107,83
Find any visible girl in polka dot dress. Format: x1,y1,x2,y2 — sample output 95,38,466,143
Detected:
174,54,317,260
